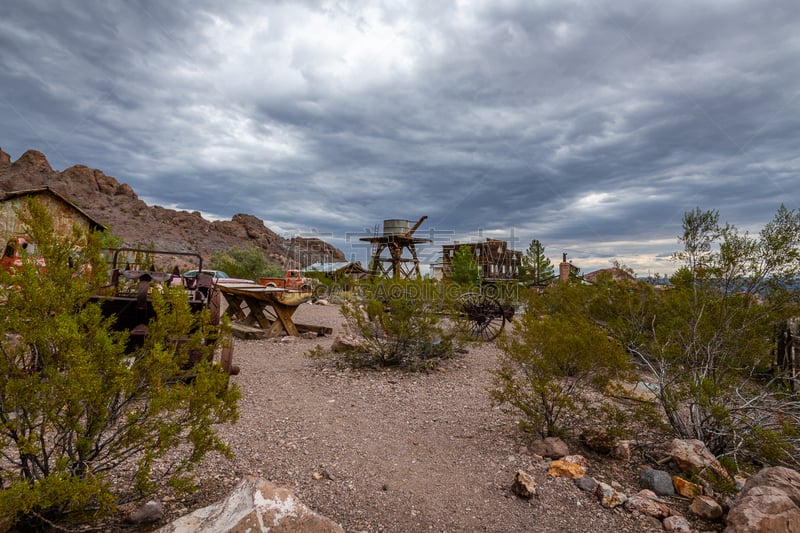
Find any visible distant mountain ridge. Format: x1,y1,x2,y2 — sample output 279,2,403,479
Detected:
0,148,345,268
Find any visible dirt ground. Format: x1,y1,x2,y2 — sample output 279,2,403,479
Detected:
145,302,669,532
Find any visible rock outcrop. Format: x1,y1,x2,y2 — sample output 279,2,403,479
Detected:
725,466,800,533
157,477,344,533
0,148,345,267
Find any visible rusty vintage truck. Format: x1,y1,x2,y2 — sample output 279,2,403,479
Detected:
258,269,312,290
1,236,45,274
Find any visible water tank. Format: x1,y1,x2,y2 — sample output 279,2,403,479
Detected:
383,219,410,236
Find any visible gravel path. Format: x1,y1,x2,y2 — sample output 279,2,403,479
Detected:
168,303,664,532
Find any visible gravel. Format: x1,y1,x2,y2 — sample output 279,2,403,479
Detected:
137,302,665,532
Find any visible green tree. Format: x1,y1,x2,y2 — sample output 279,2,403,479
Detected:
0,199,240,529
672,207,724,302
591,206,800,468
520,239,555,285
451,245,480,285
209,245,283,280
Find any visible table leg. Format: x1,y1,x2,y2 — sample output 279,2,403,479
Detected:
272,303,300,337
222,293,248,321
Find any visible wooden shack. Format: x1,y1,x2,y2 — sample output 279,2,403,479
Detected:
0,187,105,240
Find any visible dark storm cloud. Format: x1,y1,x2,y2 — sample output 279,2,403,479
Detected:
2,0,798,274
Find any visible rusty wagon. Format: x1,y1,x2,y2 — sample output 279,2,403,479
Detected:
457,291,515,341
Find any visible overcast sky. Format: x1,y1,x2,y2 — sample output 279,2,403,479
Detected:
2,1,798,275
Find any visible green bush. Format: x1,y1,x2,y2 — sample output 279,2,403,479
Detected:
317,279,461,370
0,199,240,529
587,207,800,470
209,245,283,280
490,282,636,438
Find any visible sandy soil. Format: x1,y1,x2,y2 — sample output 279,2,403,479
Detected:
134,301,672,533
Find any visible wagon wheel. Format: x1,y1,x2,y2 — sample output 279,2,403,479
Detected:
459,292,506,341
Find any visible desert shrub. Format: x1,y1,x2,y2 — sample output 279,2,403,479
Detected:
490,282,637,438
587,207,800,470
318,279,461,370
0,200,240,529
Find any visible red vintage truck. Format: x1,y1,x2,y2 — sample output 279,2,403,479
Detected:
1,236,45,274
258,269,312,290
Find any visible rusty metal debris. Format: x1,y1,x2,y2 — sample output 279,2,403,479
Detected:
93,248,238,375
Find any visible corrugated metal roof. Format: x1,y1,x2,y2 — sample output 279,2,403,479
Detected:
303,261,353,273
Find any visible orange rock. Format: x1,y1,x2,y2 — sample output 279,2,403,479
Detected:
672,476,703,498
548,460,586,479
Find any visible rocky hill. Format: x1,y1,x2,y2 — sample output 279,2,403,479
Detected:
0,148,345,268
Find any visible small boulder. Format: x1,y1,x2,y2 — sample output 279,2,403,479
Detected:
126,500,165,524
529,437,569,459
670,439,730,481
511,470,537,499
605,379,659,402
663,515,692,533
639,468,676,496
575,476,598,492
672,476,703,499
595,481,627,508
689,494,723,520
624,489,671,519
548,460,586,479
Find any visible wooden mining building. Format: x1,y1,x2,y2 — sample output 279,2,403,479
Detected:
438,239,522,282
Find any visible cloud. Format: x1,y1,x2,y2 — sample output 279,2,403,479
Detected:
2,0,798,275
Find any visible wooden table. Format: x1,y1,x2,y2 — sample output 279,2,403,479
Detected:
218,283,332,339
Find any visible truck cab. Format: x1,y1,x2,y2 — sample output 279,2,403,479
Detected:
258,269,312,290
